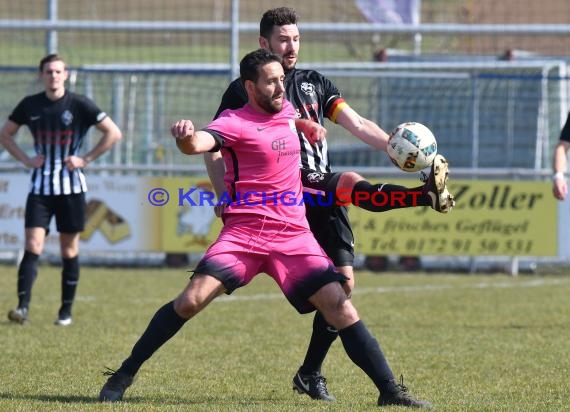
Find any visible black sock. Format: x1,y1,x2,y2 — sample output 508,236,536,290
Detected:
298,311,339,375
351,181,429,212
118,301,188,377
339,320,397,394
60,256,80,317
17,250,40,309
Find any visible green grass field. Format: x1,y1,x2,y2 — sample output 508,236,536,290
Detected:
1,265,569,411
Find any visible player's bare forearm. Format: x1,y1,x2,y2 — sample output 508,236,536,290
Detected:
0,136,31,165
0,121,32,166
295,119,326,144
553,141,569,174
175,134,199,154
552,141,570,200
204,151,226,200
335,105,389,151
81,118,122,165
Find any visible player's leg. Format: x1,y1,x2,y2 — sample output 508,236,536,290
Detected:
56,231,80,325
339,155,455,213
125,272,227,375
342,171,429,211
8,194,49,325
99,222,259,402
309,283,432,409
99,273,227,402
302,259,354,374
301,159,454,214
294,191,354,400
301,168,427,212
308,283,395,391
264,221,347,401
54,193,85,325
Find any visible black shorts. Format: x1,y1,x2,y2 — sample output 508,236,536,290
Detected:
301,168,355,267
25,193,86,233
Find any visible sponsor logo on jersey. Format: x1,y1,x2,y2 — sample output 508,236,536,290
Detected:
61,110,73,126
271,139,287,151
300,82,315,96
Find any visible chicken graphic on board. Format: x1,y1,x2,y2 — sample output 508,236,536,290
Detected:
177,182,217,246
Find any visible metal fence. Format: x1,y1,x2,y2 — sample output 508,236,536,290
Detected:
1,60,568,174
2,0,570,270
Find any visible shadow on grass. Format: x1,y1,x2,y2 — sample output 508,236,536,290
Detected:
0,392,185,405
0,392,289,406
0,393,101,403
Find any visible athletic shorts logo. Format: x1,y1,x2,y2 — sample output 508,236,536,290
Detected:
306,172,324,183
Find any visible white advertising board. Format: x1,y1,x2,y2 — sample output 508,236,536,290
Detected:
0,174,160,253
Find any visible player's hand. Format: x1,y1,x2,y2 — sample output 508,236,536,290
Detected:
303,122,327,145
27,154,45,168
553,178,568,200
171,119,195,140
64,155,86,170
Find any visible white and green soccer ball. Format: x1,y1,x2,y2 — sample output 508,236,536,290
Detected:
387,122,438,172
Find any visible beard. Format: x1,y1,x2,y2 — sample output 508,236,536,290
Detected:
280,56,296,71
256,92,283,114
268,46,297,71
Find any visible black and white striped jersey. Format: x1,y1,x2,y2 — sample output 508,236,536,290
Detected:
560,112,570,143
215,68,345,173
9,91,107,195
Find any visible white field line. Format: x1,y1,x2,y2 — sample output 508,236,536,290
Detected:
214,277,570,303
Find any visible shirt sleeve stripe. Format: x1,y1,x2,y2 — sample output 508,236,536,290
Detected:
328,98,347,123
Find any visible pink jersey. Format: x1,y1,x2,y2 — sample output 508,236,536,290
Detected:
203,100,308,228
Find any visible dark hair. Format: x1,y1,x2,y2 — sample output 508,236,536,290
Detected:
259,7,298,39
240,48,282,84
39,54,65,72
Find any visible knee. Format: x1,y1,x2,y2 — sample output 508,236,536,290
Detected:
60,237,80,258
173,294,202,319
61,248,79,259
337,172,364,191
25,239,44,255
325,295,359,330
338,299,359,323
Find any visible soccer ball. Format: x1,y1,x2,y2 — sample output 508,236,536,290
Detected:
387,122,438,172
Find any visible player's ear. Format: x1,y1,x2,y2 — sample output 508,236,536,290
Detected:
244,79,255,95
259,36,269,49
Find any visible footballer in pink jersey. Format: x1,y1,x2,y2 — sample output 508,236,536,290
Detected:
174,61,341,310
99,49,430,410
204,99,308,227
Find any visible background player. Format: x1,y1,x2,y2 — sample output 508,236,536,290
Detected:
552,112,570,200
0,54,122,326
